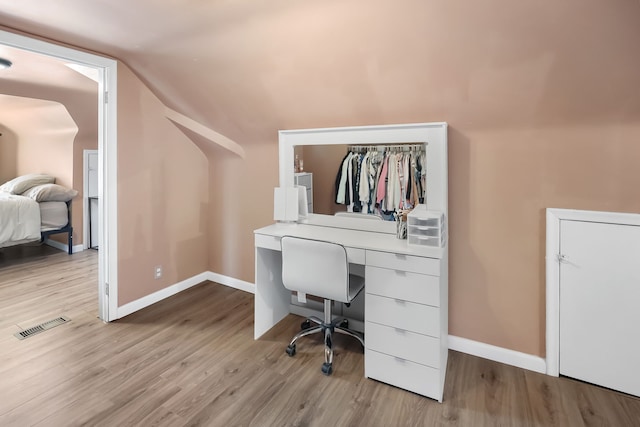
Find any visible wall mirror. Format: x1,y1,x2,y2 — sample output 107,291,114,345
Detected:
278,122,448,233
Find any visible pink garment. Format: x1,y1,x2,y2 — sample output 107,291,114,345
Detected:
376,154,389,205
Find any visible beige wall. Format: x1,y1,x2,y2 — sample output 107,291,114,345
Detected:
202,1,640,358
0,123,18,183
3,0,639,358
0,69,98,247
116,63,210,305
0,95,86,245
70,97,98,247
208,142,278,283
448,125,640,355
301,144,348,215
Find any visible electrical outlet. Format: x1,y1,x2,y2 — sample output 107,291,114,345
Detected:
154,265,162,279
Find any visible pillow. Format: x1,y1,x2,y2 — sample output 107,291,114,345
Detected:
0,173,55,194
23,183,78,202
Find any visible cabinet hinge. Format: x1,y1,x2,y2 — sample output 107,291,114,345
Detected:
104,91,108,103
105,282,109,296
556,253,568,263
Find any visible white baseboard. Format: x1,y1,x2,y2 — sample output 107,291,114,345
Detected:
111,271,547,376
206,271,255,294
44,238,84,254
448,335,547,374
115,271,254,319
209,274,547,374
117,272,210,319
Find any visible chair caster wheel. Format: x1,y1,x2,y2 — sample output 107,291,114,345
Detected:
301,320,311,330
321,363,333,376
286,344,296,357
340,319,349,328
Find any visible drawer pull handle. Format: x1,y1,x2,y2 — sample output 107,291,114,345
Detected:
395,328,406,334
395,299,406,304
395,270,407,276
394,356,407,363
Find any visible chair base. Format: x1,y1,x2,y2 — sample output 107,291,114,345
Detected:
285,299,364,376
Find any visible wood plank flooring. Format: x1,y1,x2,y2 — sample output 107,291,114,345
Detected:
1,244,639,426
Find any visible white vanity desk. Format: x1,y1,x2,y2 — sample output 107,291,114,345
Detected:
254,220,448,401
255,122,449,401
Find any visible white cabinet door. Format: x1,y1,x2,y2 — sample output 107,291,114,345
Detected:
560,220,640,397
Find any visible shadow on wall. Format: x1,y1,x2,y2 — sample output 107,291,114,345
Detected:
175,201,210,282
0,126,18,183
447,126,498,344
537,208,547,355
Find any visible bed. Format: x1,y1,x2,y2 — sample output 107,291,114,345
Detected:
0,174,77,254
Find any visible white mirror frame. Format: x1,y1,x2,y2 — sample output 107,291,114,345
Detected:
278,122,448,232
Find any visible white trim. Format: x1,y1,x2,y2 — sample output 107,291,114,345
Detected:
546,209,561,376
448,335,547,374
110,269,549,376
44,239,84,254
545,208,640,376
116,272,210,319
208,271,550,375
114,271,254,319
101,63,118,322
206,272,255,294
164,107,245,158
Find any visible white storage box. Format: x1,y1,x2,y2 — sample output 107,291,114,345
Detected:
407,206,446,247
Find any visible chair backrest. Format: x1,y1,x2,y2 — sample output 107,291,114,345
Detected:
281,236,350,303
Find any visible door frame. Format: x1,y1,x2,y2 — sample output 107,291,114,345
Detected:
0,29,118,322
545,208,640,376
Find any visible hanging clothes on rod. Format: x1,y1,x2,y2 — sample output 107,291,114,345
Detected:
334,144,427,220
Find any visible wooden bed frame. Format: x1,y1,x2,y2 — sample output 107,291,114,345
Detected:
40,200,73,255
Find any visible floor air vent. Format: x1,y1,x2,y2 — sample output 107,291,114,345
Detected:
14,316,70,340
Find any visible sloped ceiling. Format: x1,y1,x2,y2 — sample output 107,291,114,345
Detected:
1,0,639,145
0,44,97,140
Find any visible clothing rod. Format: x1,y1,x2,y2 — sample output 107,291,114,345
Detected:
347,143,427,152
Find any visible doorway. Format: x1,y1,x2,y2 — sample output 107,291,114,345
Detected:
0,29,118,321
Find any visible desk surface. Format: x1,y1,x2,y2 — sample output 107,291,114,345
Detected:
255,222,445,259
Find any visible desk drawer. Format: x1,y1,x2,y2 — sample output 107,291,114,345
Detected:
365,321,440,368
255,234,281,251
367,250,440,276
365,349,441,400
366,294,439,337
366,266,439,306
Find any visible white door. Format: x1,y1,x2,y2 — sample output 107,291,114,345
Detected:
86,150,99,248
559,219,640,396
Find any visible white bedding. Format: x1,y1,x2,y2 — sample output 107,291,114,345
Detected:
40,201,69,231
0,191,42,248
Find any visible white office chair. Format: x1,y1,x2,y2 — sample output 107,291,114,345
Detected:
281,236,365,375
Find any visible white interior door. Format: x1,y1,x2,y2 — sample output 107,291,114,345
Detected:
85,150,99,248
559,219,640,396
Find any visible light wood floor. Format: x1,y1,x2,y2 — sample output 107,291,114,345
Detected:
1,244,639,426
